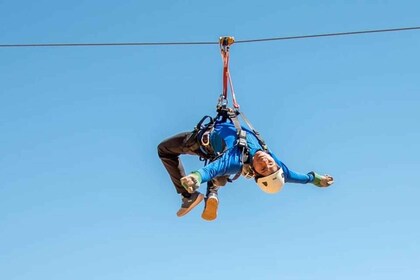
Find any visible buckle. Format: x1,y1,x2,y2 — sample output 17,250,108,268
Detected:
201,131,211,146
237,130,247,148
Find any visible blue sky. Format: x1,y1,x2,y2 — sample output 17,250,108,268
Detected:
1,1,420,279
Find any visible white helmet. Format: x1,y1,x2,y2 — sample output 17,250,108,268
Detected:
256,168,285,194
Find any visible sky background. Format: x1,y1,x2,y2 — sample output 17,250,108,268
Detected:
1,1,420,279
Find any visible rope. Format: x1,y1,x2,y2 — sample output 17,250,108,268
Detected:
1,26,419,48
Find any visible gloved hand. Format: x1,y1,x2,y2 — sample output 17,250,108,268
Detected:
310,172,334,187
180,172,202,193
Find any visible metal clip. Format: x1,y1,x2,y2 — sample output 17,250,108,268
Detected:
201,131,211,146
217,94,228,109
237,130,247,148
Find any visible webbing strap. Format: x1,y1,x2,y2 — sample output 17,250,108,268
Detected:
227,64,239,109
220,37,239,109
221,48,229,100
225,110,249,182
237,110,268,151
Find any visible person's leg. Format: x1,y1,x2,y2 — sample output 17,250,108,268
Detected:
158,132,194,196
201,181,219,221
206,181,220,197
158,132,204,216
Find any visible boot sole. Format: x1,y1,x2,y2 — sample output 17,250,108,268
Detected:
201,197,218,221
176,194,204,217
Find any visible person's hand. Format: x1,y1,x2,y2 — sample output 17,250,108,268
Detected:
311,172,334,187
319,174,334,187
180,172,202,193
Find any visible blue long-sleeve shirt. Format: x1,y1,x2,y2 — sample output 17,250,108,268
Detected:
196,121,314,184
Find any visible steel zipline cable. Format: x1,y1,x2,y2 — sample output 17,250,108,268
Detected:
1,26,420,48
235,26,420,44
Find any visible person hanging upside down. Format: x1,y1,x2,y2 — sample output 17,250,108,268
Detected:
157,110,334,221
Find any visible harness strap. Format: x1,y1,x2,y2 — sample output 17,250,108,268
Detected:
224,109,250,182
193,107,269,183
193,113,227,164
237,110,268,152
220,36,239,109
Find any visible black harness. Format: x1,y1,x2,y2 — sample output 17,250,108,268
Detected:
190,105,269,182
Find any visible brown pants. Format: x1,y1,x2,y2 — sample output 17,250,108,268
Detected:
157,132,219,197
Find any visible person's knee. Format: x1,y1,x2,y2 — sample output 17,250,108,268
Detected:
157,141,168,157
212,176,229,187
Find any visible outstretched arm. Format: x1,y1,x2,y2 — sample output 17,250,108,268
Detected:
272,154,334,187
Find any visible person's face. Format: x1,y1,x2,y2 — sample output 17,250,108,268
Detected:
252,151,279,177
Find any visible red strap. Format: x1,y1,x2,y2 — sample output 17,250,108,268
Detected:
221,49,229,99
220,41,239,109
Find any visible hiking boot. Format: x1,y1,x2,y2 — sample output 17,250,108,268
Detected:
201,193,219,221
176,191,204,217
